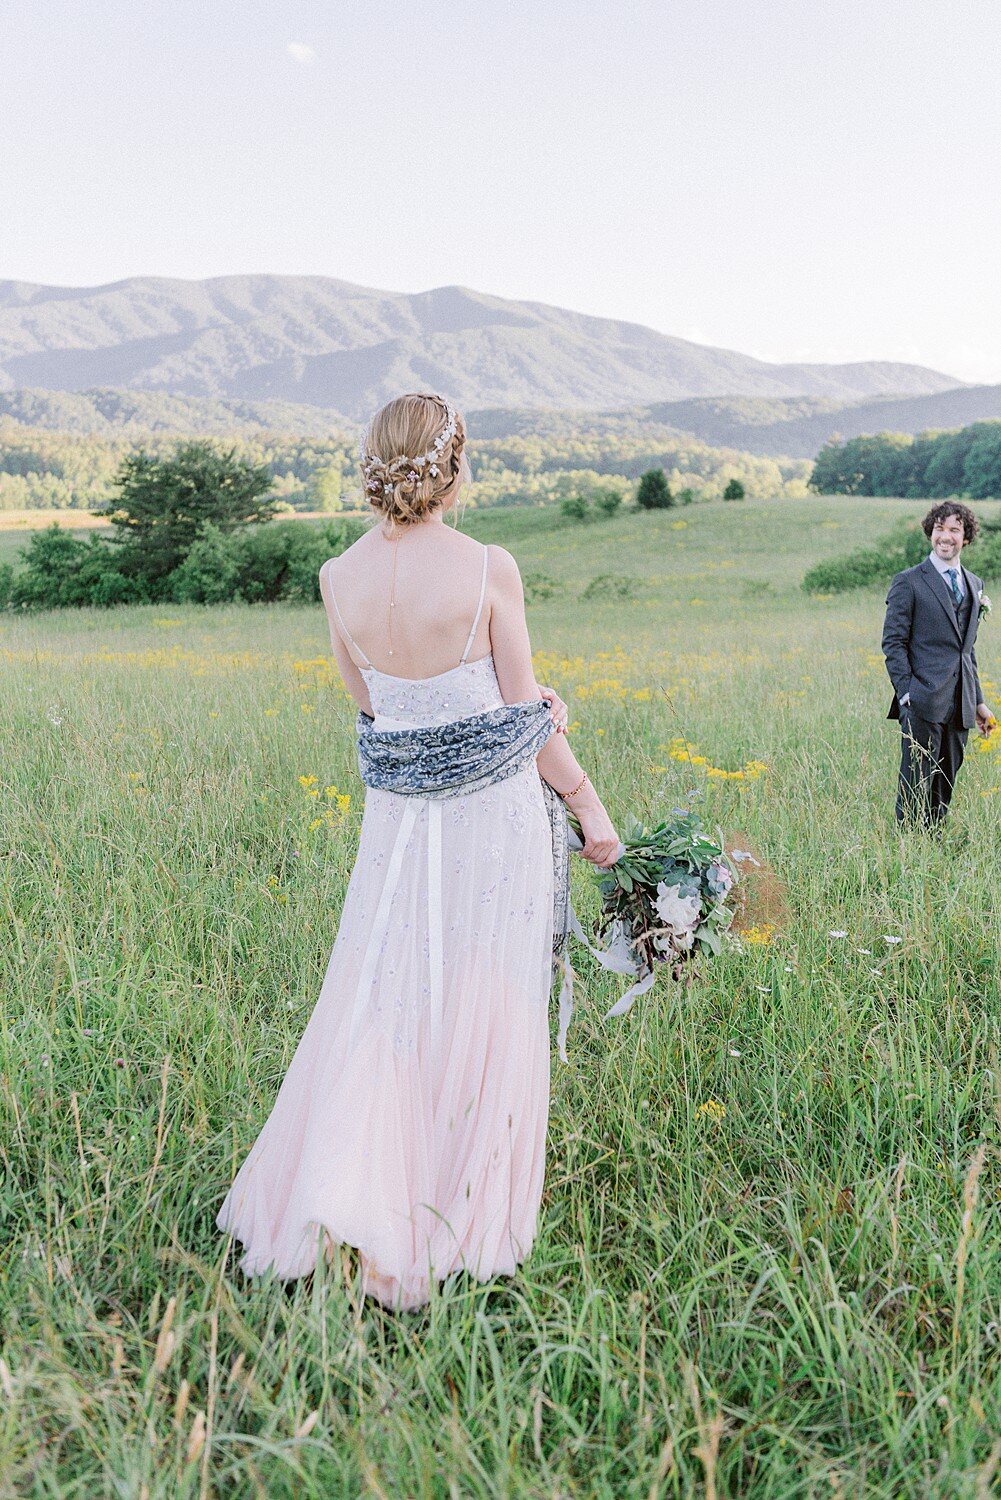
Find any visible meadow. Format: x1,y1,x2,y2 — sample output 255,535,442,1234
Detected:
2,496,1001,1497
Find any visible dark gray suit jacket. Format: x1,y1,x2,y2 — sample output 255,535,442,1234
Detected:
881,557,984,727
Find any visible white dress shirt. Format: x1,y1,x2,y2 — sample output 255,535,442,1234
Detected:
928,548,966,598
900,551,965,706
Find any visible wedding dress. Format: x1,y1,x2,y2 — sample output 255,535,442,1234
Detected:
216,547,556,1310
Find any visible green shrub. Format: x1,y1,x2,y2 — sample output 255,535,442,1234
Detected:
5,516,365,611
172,517,366,605
723,479,745,501
635,469,674,509
523,572,561,602
593,488,622,517
977,523,1001,582
560,494,590,521
677,488,696,506
582,573,638,600
803,519,931,594
7,526,147,610
170,524,244,604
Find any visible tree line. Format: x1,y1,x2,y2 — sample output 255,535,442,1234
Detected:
0,412,812,515
809,420,1001,499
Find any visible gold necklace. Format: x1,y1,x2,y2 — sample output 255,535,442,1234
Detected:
387,534,400,657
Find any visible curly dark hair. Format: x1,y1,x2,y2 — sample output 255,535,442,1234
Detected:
922,500,980,544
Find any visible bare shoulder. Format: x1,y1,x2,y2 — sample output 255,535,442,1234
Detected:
486,544,522,591
320,531,377,586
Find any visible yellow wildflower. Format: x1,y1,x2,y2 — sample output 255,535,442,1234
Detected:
696,1098,726,1122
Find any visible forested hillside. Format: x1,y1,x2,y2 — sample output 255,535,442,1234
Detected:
0,400,813,512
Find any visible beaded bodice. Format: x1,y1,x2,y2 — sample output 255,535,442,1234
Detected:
362,653,504,730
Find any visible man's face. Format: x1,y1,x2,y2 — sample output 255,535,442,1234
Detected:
930,513,966,562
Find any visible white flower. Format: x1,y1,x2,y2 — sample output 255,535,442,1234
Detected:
655,881,701,932
829,929,849,939
882,935,903,945
729,1047,741,1057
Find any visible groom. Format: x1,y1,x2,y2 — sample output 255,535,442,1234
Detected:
881,501,993,828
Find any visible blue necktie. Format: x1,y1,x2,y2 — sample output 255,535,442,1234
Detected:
946,568,962,608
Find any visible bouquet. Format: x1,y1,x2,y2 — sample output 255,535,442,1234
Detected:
559,807,738,1056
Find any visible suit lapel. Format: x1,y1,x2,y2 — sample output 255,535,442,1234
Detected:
961,566,980,648
918,558,962,641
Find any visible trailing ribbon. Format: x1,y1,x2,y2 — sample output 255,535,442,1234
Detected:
553,826,653,1063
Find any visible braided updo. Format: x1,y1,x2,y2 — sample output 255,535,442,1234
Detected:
359,392,469,530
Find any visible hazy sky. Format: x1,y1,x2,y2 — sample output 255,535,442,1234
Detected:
4,0,1001,381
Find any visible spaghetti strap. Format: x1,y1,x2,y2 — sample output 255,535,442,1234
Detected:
322,557,373,670
459,546,490,665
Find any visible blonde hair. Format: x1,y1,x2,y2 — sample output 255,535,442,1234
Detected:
359,392,468,529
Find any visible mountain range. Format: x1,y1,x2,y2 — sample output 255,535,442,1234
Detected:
0,274,963,418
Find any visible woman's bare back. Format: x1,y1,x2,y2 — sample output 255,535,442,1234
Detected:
323,523,493,680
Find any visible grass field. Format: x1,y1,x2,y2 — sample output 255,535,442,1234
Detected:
2,496,1001,1497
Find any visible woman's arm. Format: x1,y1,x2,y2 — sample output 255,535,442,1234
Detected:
319,562,374,717
488,545,620,866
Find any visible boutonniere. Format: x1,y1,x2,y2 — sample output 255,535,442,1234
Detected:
979,590,992,622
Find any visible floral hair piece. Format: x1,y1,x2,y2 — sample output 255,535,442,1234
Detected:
358,399,458,494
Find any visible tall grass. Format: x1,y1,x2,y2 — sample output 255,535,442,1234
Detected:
2,497,1000,1496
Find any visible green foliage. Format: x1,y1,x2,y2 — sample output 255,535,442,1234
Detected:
723,479,746,501
96,441,278,598
169,524,244,605
561,487,623,522
0,404,815,517
582,573,638,600
804,518,942,594
171,518,365,605
677,487,696,506
522,571,562,602
636,469,674,509
810,421,1001,499
309,465,343,512
6,525,147,610
560,493,590,521
4,515,365,611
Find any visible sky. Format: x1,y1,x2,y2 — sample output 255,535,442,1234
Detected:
3,0,1001,381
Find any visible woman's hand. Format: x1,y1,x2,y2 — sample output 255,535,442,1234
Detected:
574,799,621,868
538,683,569,734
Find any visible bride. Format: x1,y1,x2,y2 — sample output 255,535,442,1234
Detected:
216,392,620,1310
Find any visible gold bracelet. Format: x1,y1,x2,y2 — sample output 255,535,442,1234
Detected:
560,771,588,802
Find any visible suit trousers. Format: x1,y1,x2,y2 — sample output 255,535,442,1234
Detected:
896,704,968,826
